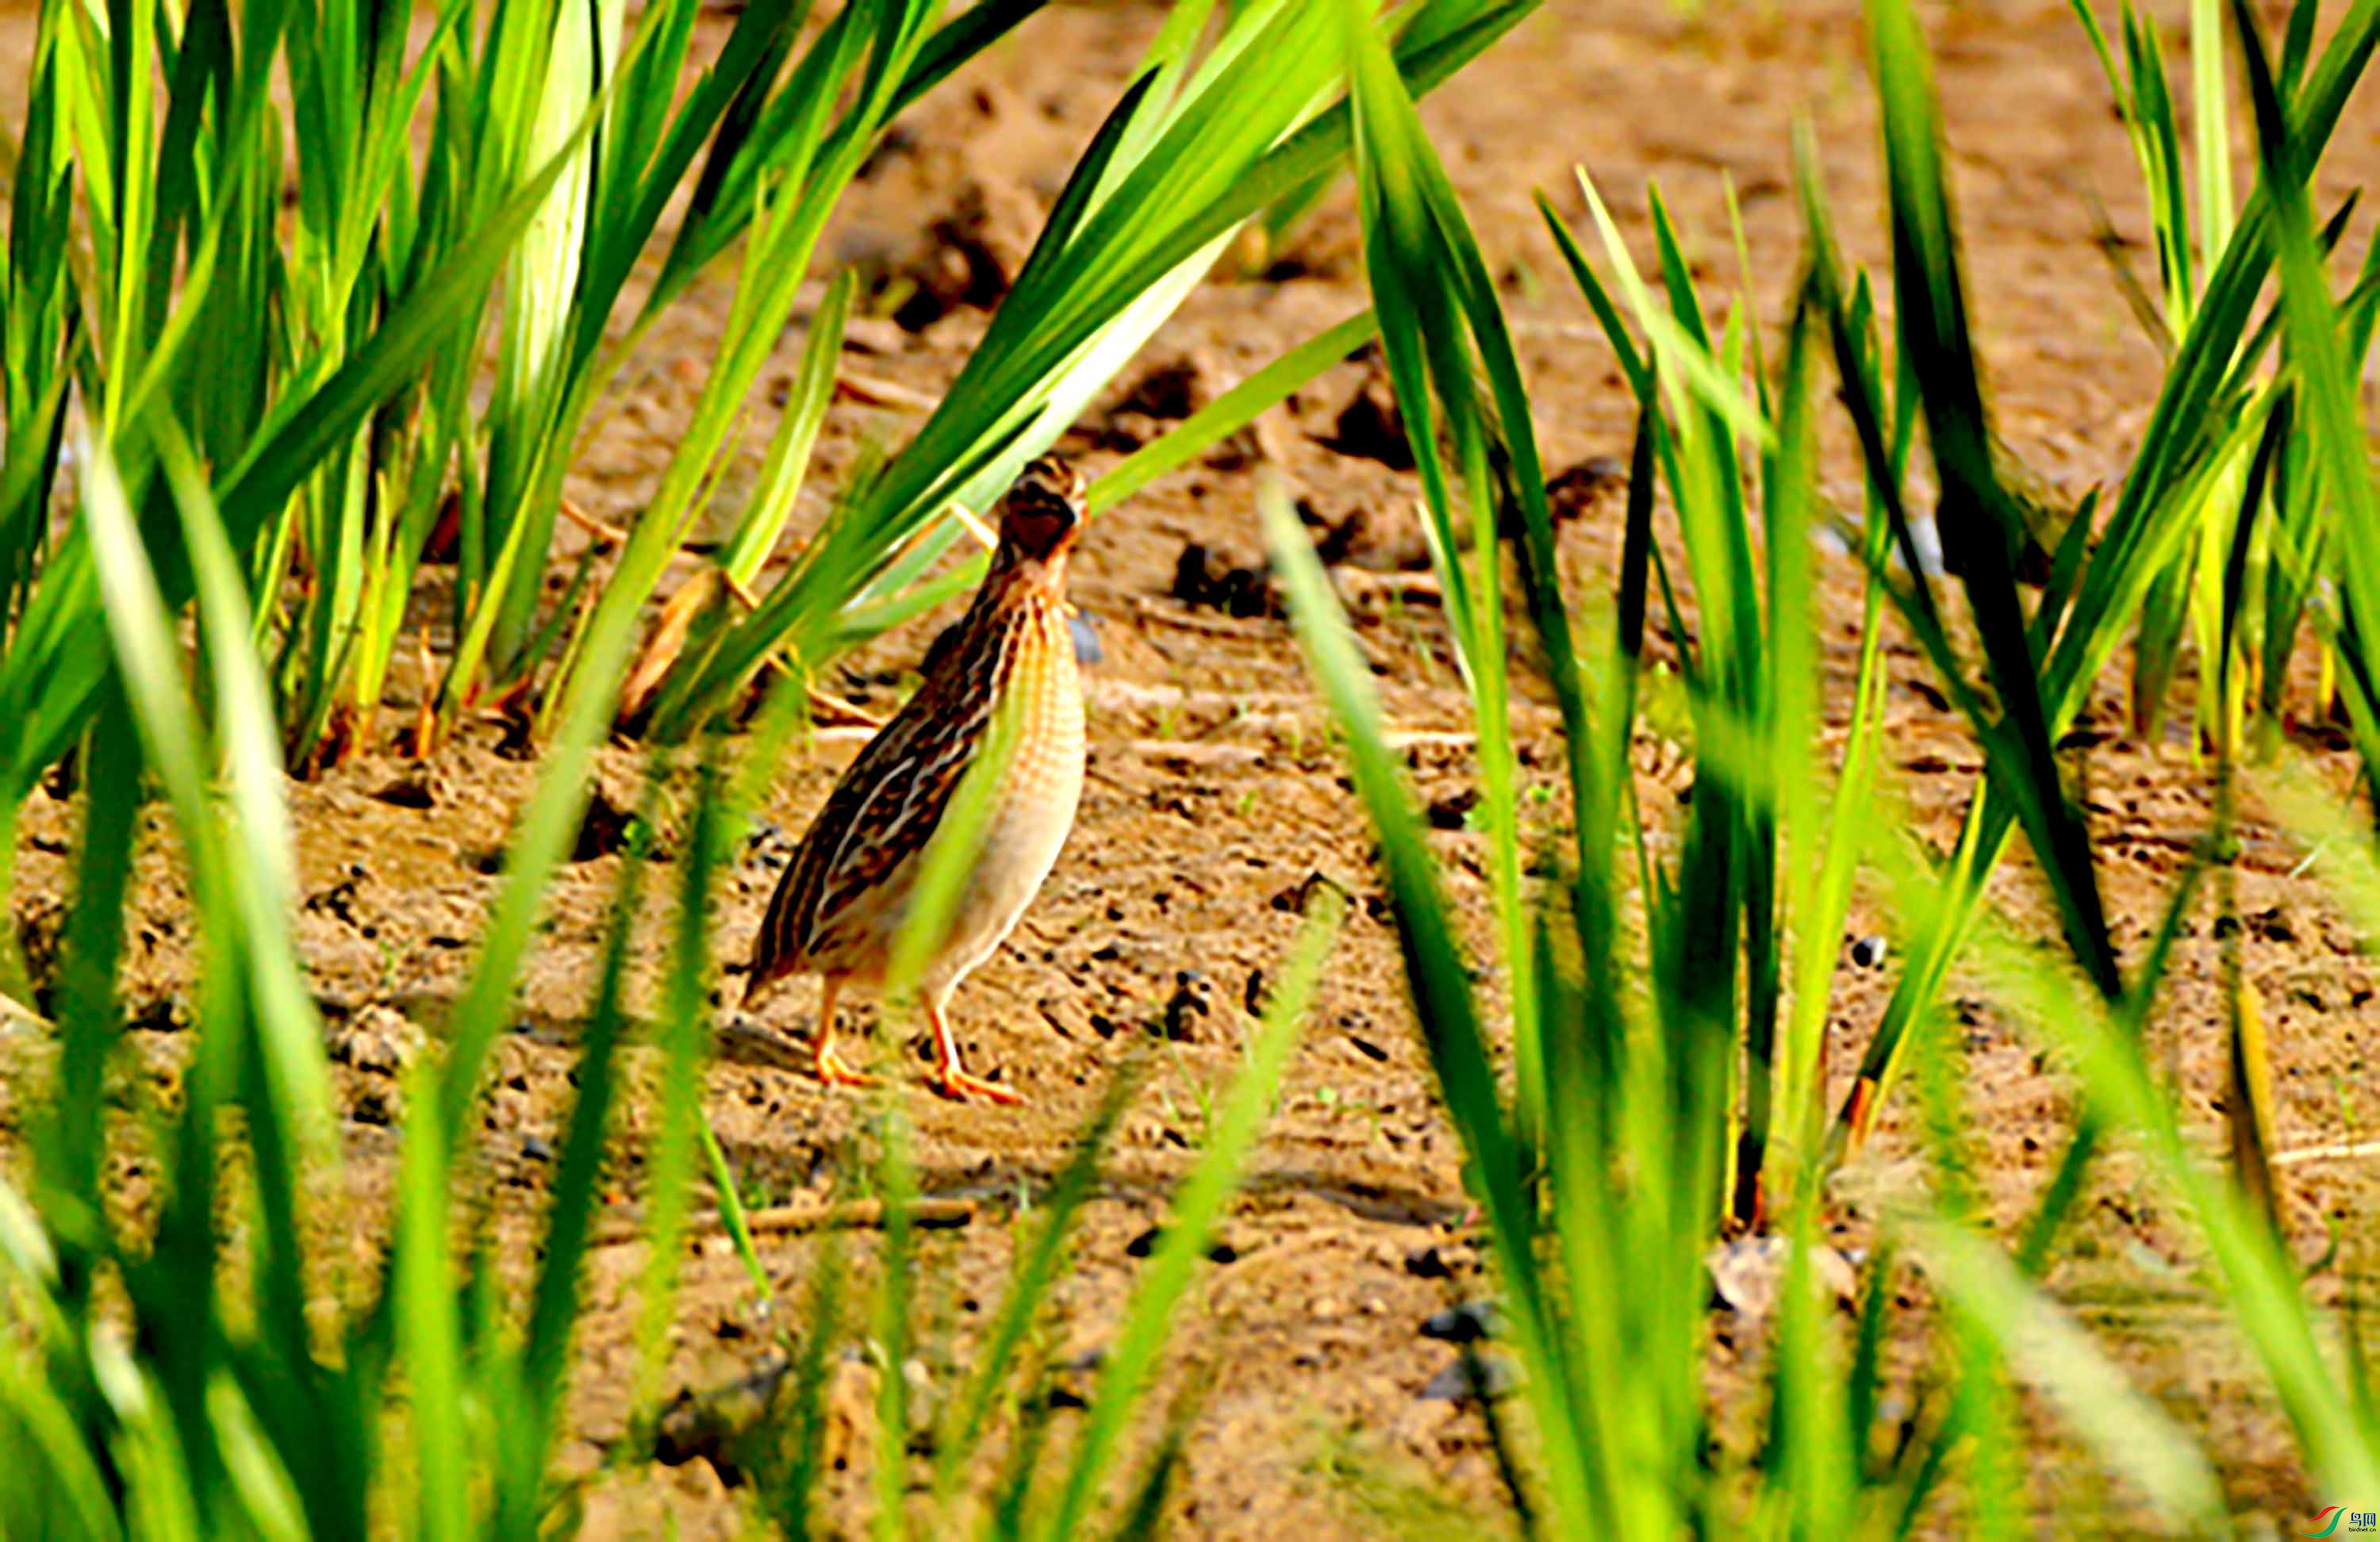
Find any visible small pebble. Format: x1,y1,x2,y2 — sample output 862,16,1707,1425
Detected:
1420,1299,1501,1344
1404,1245,1455,1280
1418,1352,1518,1402
1068,610,1104,666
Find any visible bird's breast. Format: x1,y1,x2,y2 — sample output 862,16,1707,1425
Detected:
933,600,1084,984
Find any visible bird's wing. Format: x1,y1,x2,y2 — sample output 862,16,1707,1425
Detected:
748,619,1013,984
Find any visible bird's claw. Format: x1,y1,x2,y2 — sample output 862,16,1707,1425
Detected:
812,1047,877,1089
930,1064,1023,1106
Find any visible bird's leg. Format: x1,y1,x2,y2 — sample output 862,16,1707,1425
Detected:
923,994,1022,1106
810,977,875,1089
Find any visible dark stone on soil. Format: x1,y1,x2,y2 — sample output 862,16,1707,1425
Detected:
1418,1352,1518,1402
1420,1298,1501,1344
1426,788,1479,830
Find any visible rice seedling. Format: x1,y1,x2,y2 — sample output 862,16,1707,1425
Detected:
638,0,1537,743
6,0,2378,1531
1266,0,2380,1528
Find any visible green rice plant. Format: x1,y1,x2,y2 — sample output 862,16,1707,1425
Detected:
1817,0,2380,1177
0,392,758,1531
446,0,993,742
0,0,587,989
641,0,1537,742
1541,166,1907,1222
2071,0,2380,763
1275,0,2380,1529
0,0,1534,902
0,0,1051,804
1279,54,2015,1501
1345,0,1557,1160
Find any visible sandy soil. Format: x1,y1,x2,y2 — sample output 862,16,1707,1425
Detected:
4,0,2378,1536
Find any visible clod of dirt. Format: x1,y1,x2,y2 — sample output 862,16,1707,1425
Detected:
128,995,185,1035
1124,1224,1240,1264
887,174,1044,333
1544,455,1627,522
1118,351,1212,421
1160,970,1211,1041
14,895,65,1003
899,1358,945,1455
1103,350,1216,450
1299,497,1392,572
1418,1351,1519,1402
1319,363,1413,470
1426,788,1479,830
573,787,658,862
326,1003,426,1079
370,768,438,810
1169,543,1278,618
653,1355,793,1484
1705,1235,1859,1321
839,313,910,356
305,864,368,928
1404,1244,1476,1280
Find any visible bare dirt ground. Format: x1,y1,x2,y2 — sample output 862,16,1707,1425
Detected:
4,0,2378,1535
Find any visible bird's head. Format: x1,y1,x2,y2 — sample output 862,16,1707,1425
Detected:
994,455,1086,583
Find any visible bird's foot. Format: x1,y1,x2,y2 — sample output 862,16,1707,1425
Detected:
811,1045,877,1089
928,1062,1023,1106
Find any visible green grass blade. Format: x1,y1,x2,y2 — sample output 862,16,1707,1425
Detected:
394,1058,469,1542
1266,479,1599,1529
